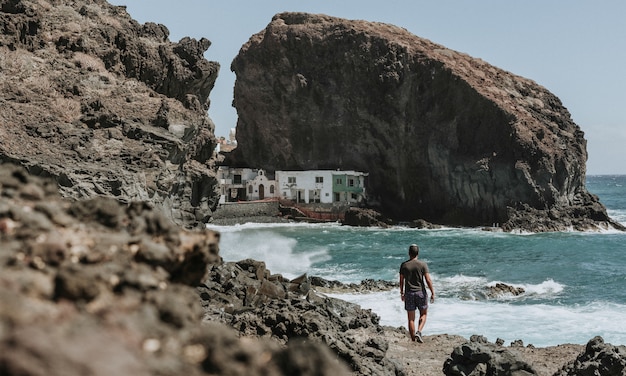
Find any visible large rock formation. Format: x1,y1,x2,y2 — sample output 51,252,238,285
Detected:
229,12,622,231
0,0,221,228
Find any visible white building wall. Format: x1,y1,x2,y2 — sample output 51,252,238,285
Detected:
276,170,335,204
219,168,367,204
218,167,276,203
245,170,278,201
217,167,257,183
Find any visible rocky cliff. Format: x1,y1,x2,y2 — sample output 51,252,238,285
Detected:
229,12,622,232
0,0,220,228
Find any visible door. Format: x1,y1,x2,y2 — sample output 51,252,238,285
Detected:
259,184,265,200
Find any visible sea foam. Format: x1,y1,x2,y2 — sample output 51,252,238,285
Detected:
327,290,626,347
215,226,331,279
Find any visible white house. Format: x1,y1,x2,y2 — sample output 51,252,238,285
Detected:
217,167,278,203
245,169,278,201
275,170,367,204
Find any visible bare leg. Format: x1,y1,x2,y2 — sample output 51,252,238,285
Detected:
417,308,428,333
407,310,416,341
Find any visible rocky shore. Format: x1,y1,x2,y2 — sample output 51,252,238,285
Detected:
3,164,626,375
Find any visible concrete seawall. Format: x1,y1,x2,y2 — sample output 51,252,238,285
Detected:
208,200,350,225
209,201,283,225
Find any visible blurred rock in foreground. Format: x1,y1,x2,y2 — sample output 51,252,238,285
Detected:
0,163,351,376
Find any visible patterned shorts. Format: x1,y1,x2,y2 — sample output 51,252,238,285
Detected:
405,290,428,311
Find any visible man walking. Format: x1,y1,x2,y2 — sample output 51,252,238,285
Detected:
400,243,435,342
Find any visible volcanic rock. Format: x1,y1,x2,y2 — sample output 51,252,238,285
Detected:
553,336,626,376
229,12,622,232
310,276,398,294
198,262,403,375
443,335,538,375
0,0,221,229
342,206,391,227
486,283,525,298
0,163,357,376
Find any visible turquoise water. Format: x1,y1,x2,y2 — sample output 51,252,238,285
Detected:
209,175,626,347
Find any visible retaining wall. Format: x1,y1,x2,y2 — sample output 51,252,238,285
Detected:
211,201,280,219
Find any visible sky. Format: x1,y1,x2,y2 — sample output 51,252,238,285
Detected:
108,1,626,175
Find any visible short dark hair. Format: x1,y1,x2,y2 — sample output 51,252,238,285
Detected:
408,244,419,257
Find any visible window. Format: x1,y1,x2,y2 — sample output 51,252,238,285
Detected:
315,176,323,183
270,185,275,194
288,177,296,184
248,185,253,193
234,174,242,184
348,178,355,187
336,178,343,185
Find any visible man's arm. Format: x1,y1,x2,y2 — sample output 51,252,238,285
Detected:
425,272,435,302
399,273,405,301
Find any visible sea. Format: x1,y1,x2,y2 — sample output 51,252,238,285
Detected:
207,175,626,348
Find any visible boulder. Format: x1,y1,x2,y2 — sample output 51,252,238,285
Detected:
443,336,538,375
229,12,623,232
342,207,390,227
408,219,442,229
553,336,626,376
310,276,398,294
486,283,525,298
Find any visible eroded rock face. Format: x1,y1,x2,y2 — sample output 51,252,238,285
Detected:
0,0,220,228
230,12,621,231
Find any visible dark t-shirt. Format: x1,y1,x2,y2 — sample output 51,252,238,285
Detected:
400,258,429,293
